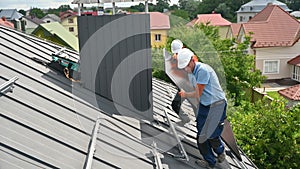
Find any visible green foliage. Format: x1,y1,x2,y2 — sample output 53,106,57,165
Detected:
18,9,26,16
152,48,172,83
178,0,200,19
285,0,300,11
155,0,170,12
266,91,283,100
171,10,189,20
168,23,265,105
229,100,300,169
48,5,71,16
126,3,145,12
29,8,46,19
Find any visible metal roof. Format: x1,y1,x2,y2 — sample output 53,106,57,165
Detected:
32,22,79,51
0,9,23,20
0,25,257,169
237,0,291,13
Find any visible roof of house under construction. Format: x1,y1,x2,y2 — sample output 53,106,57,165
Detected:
0,25,257,169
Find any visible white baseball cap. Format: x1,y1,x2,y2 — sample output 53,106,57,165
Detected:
171,39,183,54
177,48,194,69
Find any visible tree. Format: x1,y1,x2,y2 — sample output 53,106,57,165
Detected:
229,99,300,169
127,3,145,12
29,8,45,18
285,0,300,11
171,9,189,20
154,0,170,12
18,9,26,16
178,0,200,19
215,3,233,22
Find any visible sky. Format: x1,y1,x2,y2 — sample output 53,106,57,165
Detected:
0,0,178,10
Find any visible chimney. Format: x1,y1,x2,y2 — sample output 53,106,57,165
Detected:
77,14,153,120
2,16,6,21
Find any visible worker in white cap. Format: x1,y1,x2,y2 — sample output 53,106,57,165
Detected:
177,48,227,169
170,39,198,119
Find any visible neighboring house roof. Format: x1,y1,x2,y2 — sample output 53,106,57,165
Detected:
237,0,291,13
23,15,45,25
0,25,257,169
291,11,300,18
32,22,79,51
242,5,300,48
230,23,242,37
0,9,23,20
187,13,232,26
288,55,300,66
0,17,14,28
59,10,77,20
278,84,300,101
134,12,170,30
149,12,170,30
42,14,61,22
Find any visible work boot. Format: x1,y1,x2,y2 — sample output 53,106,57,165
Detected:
195,159,214,169
217,151,226,163
178,111,190,124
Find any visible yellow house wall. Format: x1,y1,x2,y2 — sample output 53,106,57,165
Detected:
219,26,230,39
61,16,78,37
151,29,168,48
33,28,69,47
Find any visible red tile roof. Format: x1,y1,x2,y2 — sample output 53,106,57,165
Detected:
230,23,242,37
288,55,300,66
0,17,14,29
242,5,300,48
278,84,300,101
149,12,170,30
187,13,231,26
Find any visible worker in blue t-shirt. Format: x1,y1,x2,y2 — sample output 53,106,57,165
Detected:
177,48,227,169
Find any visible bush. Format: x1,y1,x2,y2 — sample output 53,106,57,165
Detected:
229,99,300,168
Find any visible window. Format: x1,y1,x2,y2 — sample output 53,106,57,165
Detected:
291,65,300,82
47,20,50,23
264,60,279,74
69,27,74,32
155,34,161,41
249,16,252,20
68,18,74,23
239,16,243,22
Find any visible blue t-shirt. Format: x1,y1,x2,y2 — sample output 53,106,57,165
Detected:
188,62,226,106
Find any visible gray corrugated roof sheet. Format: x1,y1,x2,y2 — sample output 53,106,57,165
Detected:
0,25,257,169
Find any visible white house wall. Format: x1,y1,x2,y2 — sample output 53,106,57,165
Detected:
255,41,300,80
237,12,257,23
23,19,38,29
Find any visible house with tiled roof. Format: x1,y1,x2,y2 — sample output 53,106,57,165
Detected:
238,4,300,81
0,9,23,30
148,12,170,48
0,16,14,29
237,0,291,23
41,14,61,23
227,23,242,38
288,55,300,82
61,15,78,37
187,13,232,39
22,15,45,34
59,10,77,20
278,84,300,106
